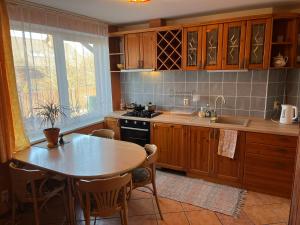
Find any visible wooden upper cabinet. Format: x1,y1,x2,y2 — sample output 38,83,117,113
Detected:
245,18,272,69
211,129,245,186
152,122,187,171
182,26,202,70
202,24,223,70
295,18,300,67
125,32,155,69
125,33,140,69
140,32,156,69
188,126,211,176
222,21,246,69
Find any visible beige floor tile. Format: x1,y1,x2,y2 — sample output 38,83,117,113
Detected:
181,202,203,211
154,197,183,213
243,203,289,225
128,198,155,216
216,210,254,225
157,212,189,225
244,191,290,207
185,209,222,225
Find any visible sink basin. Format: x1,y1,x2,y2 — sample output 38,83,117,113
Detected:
212,117,250,127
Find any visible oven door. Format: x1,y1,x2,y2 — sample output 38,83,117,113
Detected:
121,126,150,146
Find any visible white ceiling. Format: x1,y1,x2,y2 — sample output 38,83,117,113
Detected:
27,0,299,24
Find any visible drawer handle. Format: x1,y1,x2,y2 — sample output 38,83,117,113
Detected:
274,162,286,169
277,148,287,153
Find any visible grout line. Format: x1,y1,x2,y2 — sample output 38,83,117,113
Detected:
263,69,270,119
248,70,254,117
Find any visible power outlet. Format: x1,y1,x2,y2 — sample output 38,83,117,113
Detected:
1,190,9,203
183,98,189,106
273,100,280,110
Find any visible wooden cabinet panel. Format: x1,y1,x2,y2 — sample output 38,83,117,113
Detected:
188,126,210,176
222,21,246,69
182,26,202,70
212,129,245,185
244,154,294,197
140,32,156,69
125,33,141,69
152,122,186,171
245,18,272,69
246,132,297,148
296,18,300,67
104,118,120,140
202,24,223,70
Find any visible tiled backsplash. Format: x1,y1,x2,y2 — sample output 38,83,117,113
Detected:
285,69,300,115
121,69,288,118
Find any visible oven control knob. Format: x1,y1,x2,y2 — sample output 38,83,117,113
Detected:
134,121,137,125
143,122,146,125
125,120,128,124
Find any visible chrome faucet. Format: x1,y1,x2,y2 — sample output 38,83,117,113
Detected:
214,95,226,117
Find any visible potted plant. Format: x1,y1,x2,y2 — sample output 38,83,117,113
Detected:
35,102,67,148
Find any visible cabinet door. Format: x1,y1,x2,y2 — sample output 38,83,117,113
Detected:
125,33,141,69
104,118,120,140
296,18,300,67
170,124,187,170
152,123,173,166
211,129,245,186
140,32,156,69
183,27,202,70
222,21,246,69
188,126,211,176
245,18,272,69
202,24,223,70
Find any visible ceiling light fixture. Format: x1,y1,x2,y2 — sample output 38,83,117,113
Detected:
128,0,150,3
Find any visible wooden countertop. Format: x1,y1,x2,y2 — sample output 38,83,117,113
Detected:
107,111,299,136
13,134,147,178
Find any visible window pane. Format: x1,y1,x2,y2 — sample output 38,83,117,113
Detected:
64,41,98,118
10,29,59,139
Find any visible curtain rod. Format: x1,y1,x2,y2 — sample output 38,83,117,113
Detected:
6,0,109,25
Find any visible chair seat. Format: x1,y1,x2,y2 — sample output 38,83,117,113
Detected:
132,168,150,183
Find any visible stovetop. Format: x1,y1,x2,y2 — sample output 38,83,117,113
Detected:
122,110,162,118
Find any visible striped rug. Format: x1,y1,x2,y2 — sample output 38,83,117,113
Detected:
140,169,246,217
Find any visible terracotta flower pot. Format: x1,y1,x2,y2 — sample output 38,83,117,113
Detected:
43,128,60,148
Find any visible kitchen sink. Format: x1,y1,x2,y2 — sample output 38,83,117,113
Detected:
212,117,250,127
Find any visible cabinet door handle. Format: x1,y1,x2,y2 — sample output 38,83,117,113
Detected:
153,123,156,128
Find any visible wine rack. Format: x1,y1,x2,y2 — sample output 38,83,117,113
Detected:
157,29,182,70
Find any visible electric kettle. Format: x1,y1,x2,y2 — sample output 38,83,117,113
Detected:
280,104,298,124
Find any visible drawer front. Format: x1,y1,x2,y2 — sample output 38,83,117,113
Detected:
246,143,296,159
244,154,295,196
246,132,297,148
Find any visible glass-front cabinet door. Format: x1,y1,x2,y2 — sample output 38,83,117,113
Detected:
245,18,272,69
222,21,246,69
296,18,300,67
202,24,223,70
183,27,202,70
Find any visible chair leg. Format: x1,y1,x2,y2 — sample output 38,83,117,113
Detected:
32,198,40,225
11,195,16,225
120,210,124,225
152,181,163,220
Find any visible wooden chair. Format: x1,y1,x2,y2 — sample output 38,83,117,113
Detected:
130,144,163,219
91,129,115,139
76,173,131,225
9,162,66,225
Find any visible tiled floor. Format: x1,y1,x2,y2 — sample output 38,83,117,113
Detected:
1,189,291,225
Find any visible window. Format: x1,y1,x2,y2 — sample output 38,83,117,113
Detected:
10,21,112,142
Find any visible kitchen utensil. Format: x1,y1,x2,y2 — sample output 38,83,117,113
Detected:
280,104,298,124
145,102,156,112
273,53,288,68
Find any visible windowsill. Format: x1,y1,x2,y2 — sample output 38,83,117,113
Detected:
30,119,105,145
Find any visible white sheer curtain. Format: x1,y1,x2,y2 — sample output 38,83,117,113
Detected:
10,20,112,142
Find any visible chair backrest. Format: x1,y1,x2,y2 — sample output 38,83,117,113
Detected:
91,129,115,139
77,173,131,217
144,144,158,167
9,162,46,202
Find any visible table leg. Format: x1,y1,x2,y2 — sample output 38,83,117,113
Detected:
67,177,76,225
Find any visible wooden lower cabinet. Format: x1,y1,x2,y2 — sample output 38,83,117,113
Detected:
211,129,245,186
151,122,187,171
243,132,297,197
188,126,211,176
104,117,120,140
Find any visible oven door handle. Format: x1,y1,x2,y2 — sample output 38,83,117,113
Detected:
121,126,149,132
